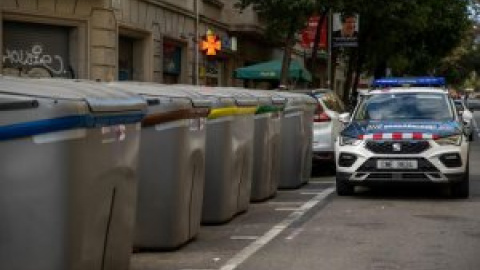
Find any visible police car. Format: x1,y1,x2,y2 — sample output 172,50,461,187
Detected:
335,77,470,198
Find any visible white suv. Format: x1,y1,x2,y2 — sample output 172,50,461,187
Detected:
297,89,346,164
335,86,470,198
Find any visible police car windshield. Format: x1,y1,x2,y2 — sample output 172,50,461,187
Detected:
354,93,453,121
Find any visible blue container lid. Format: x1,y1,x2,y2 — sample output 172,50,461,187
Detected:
0,77,147,140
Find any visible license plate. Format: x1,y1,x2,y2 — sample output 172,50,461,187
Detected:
377,160,418,170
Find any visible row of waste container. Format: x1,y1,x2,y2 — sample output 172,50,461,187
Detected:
0,76,316,270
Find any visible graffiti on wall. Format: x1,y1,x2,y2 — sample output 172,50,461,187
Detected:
2,45,68,78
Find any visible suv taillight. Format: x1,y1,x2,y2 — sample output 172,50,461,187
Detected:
314,104,330,122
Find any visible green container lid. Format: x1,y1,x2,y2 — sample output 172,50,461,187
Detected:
256,105,283,114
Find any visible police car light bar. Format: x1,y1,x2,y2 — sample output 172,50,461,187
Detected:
372,77,446,88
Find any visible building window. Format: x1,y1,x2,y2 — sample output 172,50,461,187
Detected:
118,31,150,82
163,41,182,84
2,21,74,78
118,36,134,81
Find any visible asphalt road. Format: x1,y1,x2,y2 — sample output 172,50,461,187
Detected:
131,112,480,270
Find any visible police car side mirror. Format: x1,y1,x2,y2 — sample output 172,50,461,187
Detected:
339,112,351,123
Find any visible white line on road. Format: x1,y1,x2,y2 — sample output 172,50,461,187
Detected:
218,188,335,270
301,191,325,195
180,269,215,270
267,201,304,205
275,207,302,211
230,236,259,240
285,228,304,240
308,180,335,184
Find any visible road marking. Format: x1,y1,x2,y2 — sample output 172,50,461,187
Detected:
218,188,335,270
180,269,215,270
308,180,335,184
301,190,326,195
275,207,302,211
230,236,259,240
285,228,304,240
267,201,303,205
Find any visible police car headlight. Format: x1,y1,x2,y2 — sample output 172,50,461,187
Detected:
339,135,362,146
434,134,462,146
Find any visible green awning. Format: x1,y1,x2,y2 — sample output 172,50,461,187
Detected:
234,59,312,82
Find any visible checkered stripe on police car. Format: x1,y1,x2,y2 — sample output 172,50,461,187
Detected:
358,133,440,140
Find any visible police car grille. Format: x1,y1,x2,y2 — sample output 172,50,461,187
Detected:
365,173,429,181
365,140,430,154
358,157,439,172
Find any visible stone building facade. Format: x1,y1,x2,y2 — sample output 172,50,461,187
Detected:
0,0,278,87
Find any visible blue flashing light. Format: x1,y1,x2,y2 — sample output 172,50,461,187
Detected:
372,77,446,88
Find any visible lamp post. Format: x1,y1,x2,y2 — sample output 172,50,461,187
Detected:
194,0,200,85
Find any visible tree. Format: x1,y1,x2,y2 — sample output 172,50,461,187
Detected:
235,0,315,88
333,0,473,104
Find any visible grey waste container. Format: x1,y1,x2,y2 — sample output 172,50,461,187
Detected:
0,77,146,270
175,86,257,224
222,88,286,202
275,91,311,189
249,90,286,201
298,93,317,184
107,82,211,250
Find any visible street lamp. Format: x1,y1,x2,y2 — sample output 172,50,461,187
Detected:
195,0,199,85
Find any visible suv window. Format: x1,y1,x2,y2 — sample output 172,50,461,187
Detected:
354,93,453,121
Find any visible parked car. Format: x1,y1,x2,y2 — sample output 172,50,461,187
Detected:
466,97,480,112
453,99,474,141
297,89,346,165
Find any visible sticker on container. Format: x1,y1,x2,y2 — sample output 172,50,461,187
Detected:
102,124,126,144
189,118,206,131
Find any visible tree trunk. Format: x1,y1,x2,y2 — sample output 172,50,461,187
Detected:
342,49,357,105
352,39,367,98
331,49,337,92
280,20,296,88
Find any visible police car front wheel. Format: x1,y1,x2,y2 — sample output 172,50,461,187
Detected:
336,173,355,196
450,162,469,199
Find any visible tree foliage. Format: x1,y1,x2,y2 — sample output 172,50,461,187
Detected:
235,0,314,41
343,0,473,77
235,0,316,86
235,0,477,92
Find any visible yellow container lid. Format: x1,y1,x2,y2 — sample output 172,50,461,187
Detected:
208,106,257,119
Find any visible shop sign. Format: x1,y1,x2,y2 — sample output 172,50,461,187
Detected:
205,60,219,75
300,16,328,49
220,36,237,52
202,30,221,56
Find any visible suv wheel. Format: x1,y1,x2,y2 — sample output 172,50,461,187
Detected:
336,176,354,196
451,163,469,198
